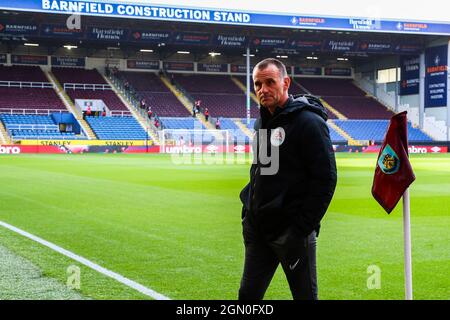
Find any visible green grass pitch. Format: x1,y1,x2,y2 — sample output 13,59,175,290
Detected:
0,153,449,300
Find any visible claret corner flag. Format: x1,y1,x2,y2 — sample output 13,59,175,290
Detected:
372,111,416,214
371,111,416,300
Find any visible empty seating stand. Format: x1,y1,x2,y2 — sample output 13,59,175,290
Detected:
0,65,48,82
0,88,66,113
159,117,221,144
118,72,190,117
175,74,259,118
334,120,432,142
53,67,128,112
297,77,394,119
85,116,150,140
0,114,83,140
323,96,394,119
0,65,66,114
160,117,205,130
218,118,249,143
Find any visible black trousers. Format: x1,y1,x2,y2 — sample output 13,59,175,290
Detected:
239,225,318,300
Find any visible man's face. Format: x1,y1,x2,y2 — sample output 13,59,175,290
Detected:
253,64,290,111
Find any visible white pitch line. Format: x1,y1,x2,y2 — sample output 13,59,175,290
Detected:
0,220,170,300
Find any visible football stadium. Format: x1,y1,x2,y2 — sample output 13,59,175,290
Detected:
0,0,449,303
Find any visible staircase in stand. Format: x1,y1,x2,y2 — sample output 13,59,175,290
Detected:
45,70,97,140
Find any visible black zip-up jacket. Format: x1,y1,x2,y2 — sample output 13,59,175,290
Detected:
240,94,337,248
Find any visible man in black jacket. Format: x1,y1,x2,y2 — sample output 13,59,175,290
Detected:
239,58,337,300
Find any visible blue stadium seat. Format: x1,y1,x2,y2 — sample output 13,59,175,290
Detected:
334,120,432,142
86,116,150,140
0,114,84,140
160,117,205,130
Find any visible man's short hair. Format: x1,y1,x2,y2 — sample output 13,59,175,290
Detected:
253,58,288,80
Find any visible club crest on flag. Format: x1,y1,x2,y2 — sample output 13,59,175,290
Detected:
378,144,400,174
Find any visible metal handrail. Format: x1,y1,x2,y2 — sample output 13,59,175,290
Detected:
0,81,54,88
0,108,67,115
64,83,112,90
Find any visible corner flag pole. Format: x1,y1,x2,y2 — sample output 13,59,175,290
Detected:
402,188,413,300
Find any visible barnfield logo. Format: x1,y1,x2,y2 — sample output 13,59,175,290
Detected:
132,31,141,40
378,144,400,174
434,55,440,66
270,127,285,147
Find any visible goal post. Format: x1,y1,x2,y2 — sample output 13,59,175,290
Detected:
159,129,230,153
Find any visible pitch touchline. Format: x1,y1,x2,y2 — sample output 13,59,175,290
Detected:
0,220,170,300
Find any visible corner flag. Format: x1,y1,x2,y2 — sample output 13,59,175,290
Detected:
371,111,416,300
372,111,415,213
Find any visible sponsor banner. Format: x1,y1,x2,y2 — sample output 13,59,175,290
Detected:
0,144,161,154
161,144,251,154
425,45,448,108
0,145,64,154
1,1,450,35
197,63,228,73
295,17,328,28
8,143,444,154
163,61,194,72
230,64,254,73
0,22,39,36
87,27,128,41
358,41,393,53
129,30,171,43
0,53,6,64
391,22,431,33
122,146,160,153
294,66,322,76
400,55,420,96
127,60,159,70
11,55,48,65
272,48,302,56
408,145,448,153
64,145,159,153
345,145,449,154
324,67,352,77
213,34,247,47
287,39,323,51
1,144,254,154
40,24,84,38
173,32,211,45
17,140,152,146
393,43,423,54
251,37,287,48
323,40,357,52
51,56,85,67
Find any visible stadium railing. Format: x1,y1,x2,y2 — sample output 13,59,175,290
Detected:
108,72,160,132
64,83,112,91
0,108,68,115
0,81,54,89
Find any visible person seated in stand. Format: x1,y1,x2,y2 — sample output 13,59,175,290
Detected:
215,118,221,130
